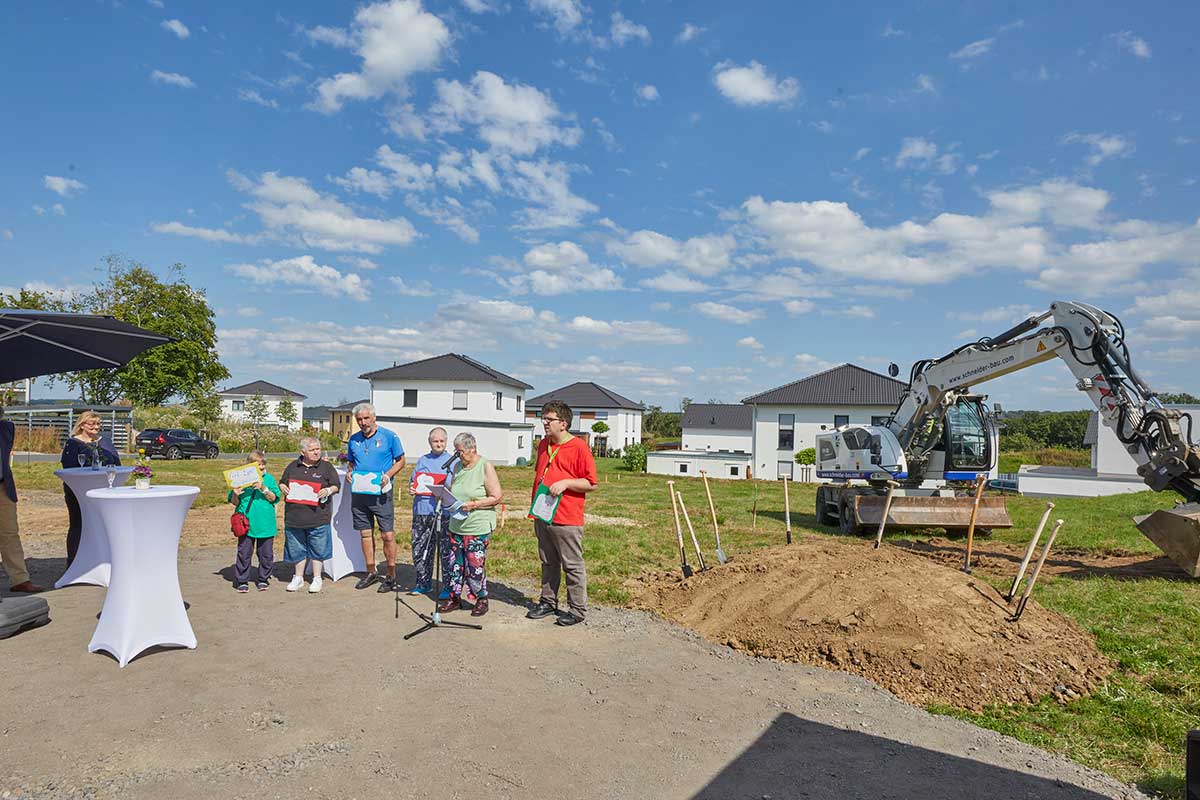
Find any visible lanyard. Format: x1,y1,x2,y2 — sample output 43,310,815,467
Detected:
538,443,563,485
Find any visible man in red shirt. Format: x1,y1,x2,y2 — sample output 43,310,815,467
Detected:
526,400,597,626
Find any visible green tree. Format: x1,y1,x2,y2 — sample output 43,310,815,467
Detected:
622,442,647,472
794,447,816,465
276,394,298,428
187,385,222,438
1160,392,1200,404
245,392,271,450
590,420,609,435
680,396,693,412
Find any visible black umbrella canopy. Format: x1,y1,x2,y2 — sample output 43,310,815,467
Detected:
0,309,173,383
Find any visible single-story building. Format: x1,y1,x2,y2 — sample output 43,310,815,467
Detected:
359,353,535,465
743,363,906,481
217,380,306,431
680,403,753,453
646,449,752,480
526,381,643,456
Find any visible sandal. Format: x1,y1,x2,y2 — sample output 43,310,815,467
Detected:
436,597,461,614
471,597,489,617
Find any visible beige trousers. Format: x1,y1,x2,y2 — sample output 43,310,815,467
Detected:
533,519,587,617
0,484,29,586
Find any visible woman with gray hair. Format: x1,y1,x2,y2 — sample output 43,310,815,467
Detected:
278,437,340,593
437,431,504,616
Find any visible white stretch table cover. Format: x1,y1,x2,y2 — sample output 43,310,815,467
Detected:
324,468,367,581
54,467,135,588
85,485,200,667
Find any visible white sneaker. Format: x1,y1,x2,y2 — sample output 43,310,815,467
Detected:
286,575,304,592
308,575,323,593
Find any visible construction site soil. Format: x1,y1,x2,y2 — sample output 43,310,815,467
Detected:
633,537,1113,711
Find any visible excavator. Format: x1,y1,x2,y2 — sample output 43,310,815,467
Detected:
814,300,1200,576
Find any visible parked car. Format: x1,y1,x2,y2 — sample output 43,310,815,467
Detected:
135,428,220,459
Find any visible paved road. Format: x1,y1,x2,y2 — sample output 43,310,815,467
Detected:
0,544,1145,800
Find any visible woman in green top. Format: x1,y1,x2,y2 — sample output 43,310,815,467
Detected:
228,450,280,593
438,432,504,617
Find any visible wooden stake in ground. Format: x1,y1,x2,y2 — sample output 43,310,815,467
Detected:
872,480,900,550
677,491,707,572
961,474,987,573
699,470,726,564
1007,501,1054,602
751,484,759,531
667,480,692,578
1013,518,1064,621
783,474,792,544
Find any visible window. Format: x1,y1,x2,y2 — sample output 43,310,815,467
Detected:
677,462,689,474
595,410,608,420
834,414,849,428
403,389,418,407
818,439,837,461
516,395,522,412
728,465,741,477
518,435,524,448
496,391,503,410
871,415,890,426
232,400,245,411
778,414,795,450
777,461,793,480
945,399,989,470
453,390,468,410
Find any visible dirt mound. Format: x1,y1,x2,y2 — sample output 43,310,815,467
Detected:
632,538,1112,710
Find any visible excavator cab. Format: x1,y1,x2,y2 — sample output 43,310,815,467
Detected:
931,396,997,479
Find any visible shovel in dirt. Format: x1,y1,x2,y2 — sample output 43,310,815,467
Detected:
700,470,727,564
668,480,692,578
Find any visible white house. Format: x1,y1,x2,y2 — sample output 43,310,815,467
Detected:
218,380,307,431
742,363,906,481
680,403,753,453
645,449,752,480
525,381,643,455
302,405,333,433
360,353,535,466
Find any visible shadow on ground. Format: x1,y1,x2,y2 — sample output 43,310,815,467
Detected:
693,713,1112,800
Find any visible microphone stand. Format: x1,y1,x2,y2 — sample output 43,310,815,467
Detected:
397,462,482,638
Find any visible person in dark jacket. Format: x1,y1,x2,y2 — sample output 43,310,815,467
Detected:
59,410,121,568
1,407,43,592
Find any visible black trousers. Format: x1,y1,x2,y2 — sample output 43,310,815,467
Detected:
235,536,274,584
64,485,81,567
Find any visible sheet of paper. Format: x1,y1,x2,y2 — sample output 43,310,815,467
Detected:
350,470,382,495
223,463,261,490
530,489,558,521
285,479,321,506
411,470,445,495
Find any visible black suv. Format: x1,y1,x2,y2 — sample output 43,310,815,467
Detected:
135,428,220,459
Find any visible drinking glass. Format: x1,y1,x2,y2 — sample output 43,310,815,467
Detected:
106,465,117,489
77,453,86,468
91,450,100,470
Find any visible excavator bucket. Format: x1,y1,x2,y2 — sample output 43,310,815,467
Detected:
853,494,1013,530
1134,504,1200,578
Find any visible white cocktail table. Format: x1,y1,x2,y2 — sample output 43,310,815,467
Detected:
54,466,135,588
324,468,367,581
85,485,200,667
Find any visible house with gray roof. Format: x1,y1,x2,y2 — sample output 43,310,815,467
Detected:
526,381,643,455
217,380,307,431
743,363,905,481
359,353,535,465
680,403,753,453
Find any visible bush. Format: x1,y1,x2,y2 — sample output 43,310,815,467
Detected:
609,448,621,459
13,426,61,453
795,447,816,465
1001,432,1037,451
622,442,647,473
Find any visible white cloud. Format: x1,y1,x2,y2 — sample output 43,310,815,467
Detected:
219,320,427,360
505,158,597,229
794,353,837,373
403,195,479,243
881,21,905,38
676,23,704,43
894,137,937,168
51,203,66,216
592,117,618,150
640,272,709,292
693,301,762,324
339,256,379,270
227,169,418,252
522,355,686,391
147,0,164,7
161,18,189,38
390,276,436,296
528,0,586,35
852,147,871,161
784,299,815,315
151,221,258,244
496,240,621,295
840,305,875,319
1033,220,1200,292
811,120,833,134
949,37,995,62
567,316,689,344
236,89,279,109
235,306,262,317
737,336,763,351
635,84,660,102
150,69,195,88
1111,30,1152,60
915,73,937,95
986,180,1110,228
460,0,500,12
309,0,451,114
227,255,370,301
606,230,737,276
305,25,355,47
1061,132,1134,166
1,229,11,241
611,11,650,46
43,175,86,197
523,240,589,269
431,71,582,156
712,61,801,107
947,304,1036,325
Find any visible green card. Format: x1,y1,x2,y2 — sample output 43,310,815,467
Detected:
529,483,562,523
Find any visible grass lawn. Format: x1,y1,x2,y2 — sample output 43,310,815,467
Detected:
10,455,1193,797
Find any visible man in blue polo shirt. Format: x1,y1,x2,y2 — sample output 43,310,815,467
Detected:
346,402,406,592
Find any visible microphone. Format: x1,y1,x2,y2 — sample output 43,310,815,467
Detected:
441,452,461,470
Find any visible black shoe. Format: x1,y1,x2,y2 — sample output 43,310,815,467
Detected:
525,601,558,620
355,573,381,590
376,576,396,593
555,612,584,627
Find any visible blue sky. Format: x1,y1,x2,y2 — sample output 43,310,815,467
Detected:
2,0,1198,410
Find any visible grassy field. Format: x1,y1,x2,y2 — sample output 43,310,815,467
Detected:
10,456,1193,797
998,447,1092,474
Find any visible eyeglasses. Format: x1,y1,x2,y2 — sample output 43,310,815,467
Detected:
542,416,562,423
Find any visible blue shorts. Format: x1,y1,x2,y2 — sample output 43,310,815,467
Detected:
284,525,333,562
351,490,395,532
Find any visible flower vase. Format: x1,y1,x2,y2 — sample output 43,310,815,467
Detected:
135,477,151,490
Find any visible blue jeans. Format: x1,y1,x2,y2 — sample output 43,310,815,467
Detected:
284,525,332,562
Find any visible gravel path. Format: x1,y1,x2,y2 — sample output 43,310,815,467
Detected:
1,545,1145,800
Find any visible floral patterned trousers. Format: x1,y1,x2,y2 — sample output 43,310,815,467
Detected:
445,533,489,600
411,513,453,591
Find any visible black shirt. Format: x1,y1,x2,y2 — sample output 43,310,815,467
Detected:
280,458,340,528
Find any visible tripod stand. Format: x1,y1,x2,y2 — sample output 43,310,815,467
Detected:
396,495,482,639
